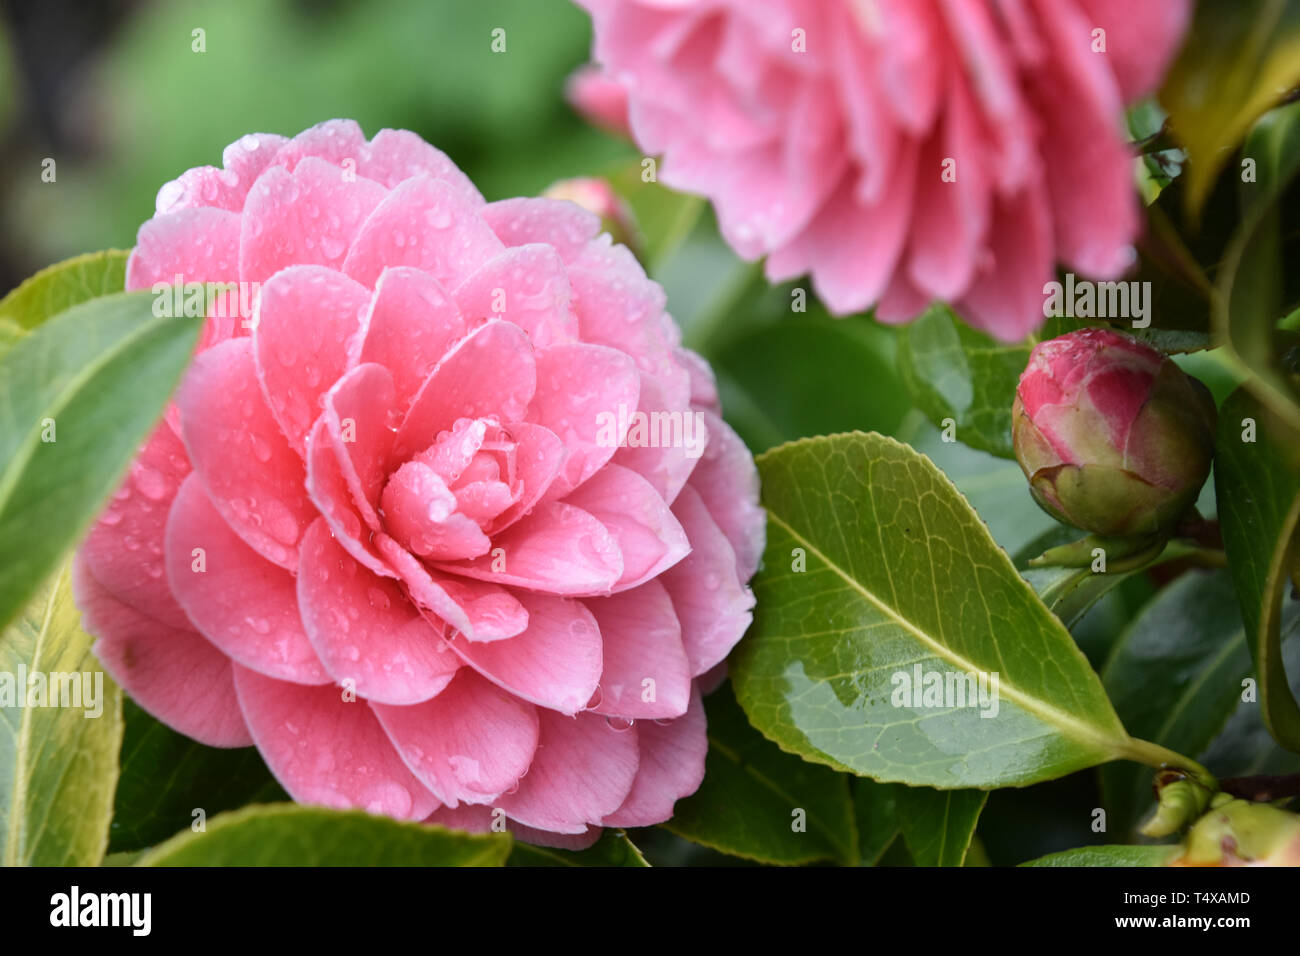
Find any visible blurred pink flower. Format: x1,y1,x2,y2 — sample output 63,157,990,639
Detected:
565,64,632,137
574,0,1190,341
75,121,764,845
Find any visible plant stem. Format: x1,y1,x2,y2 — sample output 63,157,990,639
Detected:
1121,737,1217,790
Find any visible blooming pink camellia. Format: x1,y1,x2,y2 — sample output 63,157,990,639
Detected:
574,0,1190,341
74,120,764,845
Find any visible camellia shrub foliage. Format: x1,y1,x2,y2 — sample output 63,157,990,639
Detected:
2,0,1300,867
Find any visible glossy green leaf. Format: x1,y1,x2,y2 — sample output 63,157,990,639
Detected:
1216,387,1300,751
109,698,286,853
1021,844,1178,867
0,291,202,632
897,305,1082,459
1099,571,1254,838
0,563,123,865
895,786,988,867
138,805,512,866
509,830,649,867
1214,102,1300,435
1161,0,1300,218
663,682,857,866
733,431,1162,790
0,250,128,331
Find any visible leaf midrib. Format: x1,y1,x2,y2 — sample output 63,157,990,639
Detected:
765,510,1129,757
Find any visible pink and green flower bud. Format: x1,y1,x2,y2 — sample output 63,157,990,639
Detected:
1170,794,1300,867
1012,328,1216,538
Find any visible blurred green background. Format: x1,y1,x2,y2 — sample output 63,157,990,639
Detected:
0,0,632,291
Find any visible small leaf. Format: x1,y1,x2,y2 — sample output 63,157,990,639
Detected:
1020,844,1178,867
895,786,988,867
1022,540,1215,629
1216,387,1300,751
1160,0,1300,218
732,432,1145,789
897,305,1082,458
137,805,512,866
0,250,129,331
1099,570,1254,838
508,830,649,867
0,290,202,631
663,682,857,866
109,699,286,854
0,563,123,866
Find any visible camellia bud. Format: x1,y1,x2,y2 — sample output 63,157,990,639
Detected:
1170,794,1300,866
1012,328,1217,538
543,177,641,257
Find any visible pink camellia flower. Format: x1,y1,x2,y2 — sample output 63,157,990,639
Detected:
1012,327,1215,538
74,120,764,846
573,0,1190,341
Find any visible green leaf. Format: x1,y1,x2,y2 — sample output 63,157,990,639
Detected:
0,290,202,632
711,306,909,454
0,250,129,331
895,786,988,867
1099,571,1254,838
109,699,286,853
1215,387,1300,751
732,431,1160,789
0,318,23,358
897,416,1059,558
1214,102,1300,435
1198,601,1300,777
137,805,512,866
897,305,1082,459
1020,844,1178,867
0,563,123,865
663,682,857,866
852,778,901,866
1160,0,1300,218
508,830,649,867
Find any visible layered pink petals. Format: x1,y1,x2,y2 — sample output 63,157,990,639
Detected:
297,519,460,705
234,666,438,821
496,710,640,834
373,669,539,807
78,121,764,843
575,0,1191,341
165,475,329,685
